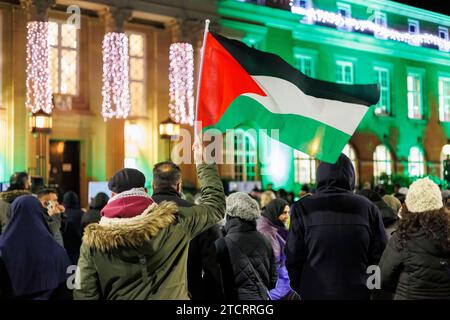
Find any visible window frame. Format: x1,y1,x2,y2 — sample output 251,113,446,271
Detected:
295,54,314,77
373,144,393,182
408,19,420,35
408,146,426,177
228,129,259,182
374,66,391,116
438,75,450,122
374,11,388,39
293,150,316,185
337,2,352,32
438,26,449,52
48,19,80,96
407,70,423,120
336,60,354,84
126,31,147,118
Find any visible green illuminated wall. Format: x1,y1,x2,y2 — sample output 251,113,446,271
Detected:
218,0,450,191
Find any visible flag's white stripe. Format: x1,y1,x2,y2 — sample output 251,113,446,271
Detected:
243,76,369,136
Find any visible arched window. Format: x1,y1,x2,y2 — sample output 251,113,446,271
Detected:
342,144,358,184
373,145,392,181
408,146,425,177
294,150,316,184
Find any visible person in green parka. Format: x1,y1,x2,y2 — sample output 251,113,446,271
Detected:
74,140,225,300
379,177,450,300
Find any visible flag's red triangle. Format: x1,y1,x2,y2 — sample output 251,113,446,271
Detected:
198,33,266,129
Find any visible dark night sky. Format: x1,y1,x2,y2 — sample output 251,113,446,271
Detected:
393,0,450,16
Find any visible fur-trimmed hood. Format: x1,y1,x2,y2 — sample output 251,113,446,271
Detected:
83,201,179,252
0,190,31,204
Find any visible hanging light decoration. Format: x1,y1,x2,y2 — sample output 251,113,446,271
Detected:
290,4,450,52
26,21,53,114
168,43,195,126
101,32,131,120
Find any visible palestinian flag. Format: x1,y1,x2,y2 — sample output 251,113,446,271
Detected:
197,32,380,163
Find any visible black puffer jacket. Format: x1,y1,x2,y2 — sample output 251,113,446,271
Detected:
286,154,388,300
152,188,225,300
379,230,450,300
216,217,277,300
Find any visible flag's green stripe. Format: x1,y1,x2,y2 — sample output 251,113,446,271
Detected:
202,95,351,163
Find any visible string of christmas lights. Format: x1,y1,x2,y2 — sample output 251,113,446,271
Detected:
168,43,195,126
290,5,450,52
101,32,131,120
26,22,53,114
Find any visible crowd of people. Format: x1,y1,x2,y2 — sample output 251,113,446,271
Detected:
0,143,449,300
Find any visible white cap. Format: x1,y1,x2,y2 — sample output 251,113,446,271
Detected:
405,177,443,213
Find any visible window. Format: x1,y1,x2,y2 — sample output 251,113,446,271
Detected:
408,19,419,34
373,145,392,181
297,0,311,8
439,76,450,122
342,144,358,185
337,2,351,31
294,150,316,184
408,146,425,177
233,130,258,182
407,73,422,119
374,67,390,115
124,121,143,170
374,11,387,39
295,55,314,77
336,60,354,84
127,32,146,117
439,27,449,51
48,20,78,95
441,146,450,180
408,19,420,46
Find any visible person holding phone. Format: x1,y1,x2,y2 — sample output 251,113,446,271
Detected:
37,189,65,247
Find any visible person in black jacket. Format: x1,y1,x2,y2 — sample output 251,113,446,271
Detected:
379,177,450,299
216,192,277,300
151,161,224,300
359,189,399,230
81,192,109,230
286,153,388,300
62,191,83,265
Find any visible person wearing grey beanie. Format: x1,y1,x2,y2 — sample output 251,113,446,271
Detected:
379,177,450,300
215,192,277,300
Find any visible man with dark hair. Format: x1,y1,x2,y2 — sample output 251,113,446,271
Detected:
37,188,65,247
0,172,31,234
151,161,225,300
75,141,226,300
299,185,311,199
152,161,182,198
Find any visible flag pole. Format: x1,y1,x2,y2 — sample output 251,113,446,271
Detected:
193,19,210,139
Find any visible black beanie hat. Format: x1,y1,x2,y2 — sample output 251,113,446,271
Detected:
108,168,146,194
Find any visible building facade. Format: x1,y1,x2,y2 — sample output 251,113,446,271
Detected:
0,0,449,205
0,0,217,205
217,0,450,194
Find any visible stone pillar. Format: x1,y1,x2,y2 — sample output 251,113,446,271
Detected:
98,6,132,33
98,7,132,179
20,0,56,21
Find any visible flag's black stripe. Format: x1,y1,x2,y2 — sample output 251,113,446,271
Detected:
211,32,380,106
